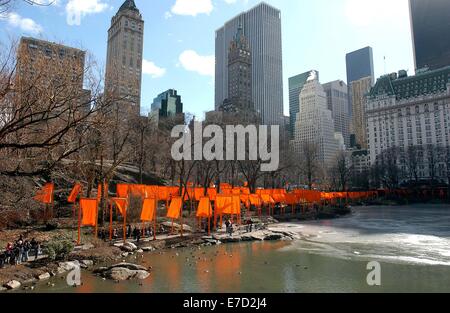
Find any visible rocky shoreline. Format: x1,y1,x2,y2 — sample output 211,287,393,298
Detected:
0,223,297,291
0,206,353,292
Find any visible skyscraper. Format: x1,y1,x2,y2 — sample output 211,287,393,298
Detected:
105,0,144,116
215,2,284,125
288,71,318,139
322,80,350,148
220,23,253,113
409,0,450,71
149,89,184,128
346,47,374,116
351,76,372,150
292,71,339,167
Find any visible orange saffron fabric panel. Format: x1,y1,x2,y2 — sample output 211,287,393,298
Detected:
141,197,157,222
272,193,285,203
207,188,217,201
215,195,232,215
284,193,298,205
116,184,129,198
249,194,262,208
145,185,159,198
158,186,171,201
111,198,128,217
194,188,205,201
80,199,97,227
167,197,183,219
67,183,82,203
34,183,54,204
196,197,212,218
261,194,275,205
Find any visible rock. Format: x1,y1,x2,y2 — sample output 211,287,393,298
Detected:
104,267,135,281
0,287,7,292
73,244,95,251
141,246,155,252
136,249,144,254
220,236,241,243
81,260,94,267
58,261,80,271
134,270,150,280
121,242,137,252
263,233,283,241
121,252,129,257
4,280,21,290
37,273,51,280
161,221,193,232
54,267,67,275
107,263,148,271
103,267,150,281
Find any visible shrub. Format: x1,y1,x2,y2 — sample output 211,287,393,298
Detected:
43,240,74,261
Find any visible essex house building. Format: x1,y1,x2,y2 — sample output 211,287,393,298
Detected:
105,0,144,116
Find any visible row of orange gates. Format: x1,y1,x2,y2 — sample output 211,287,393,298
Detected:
34,182,378,245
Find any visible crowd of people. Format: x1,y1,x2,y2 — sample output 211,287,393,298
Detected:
97,224,167,242
0,236,41,268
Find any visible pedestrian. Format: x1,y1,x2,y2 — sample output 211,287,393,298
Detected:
0,252,5,268
136,227,141,243
22,240,30,262
16,242,23,265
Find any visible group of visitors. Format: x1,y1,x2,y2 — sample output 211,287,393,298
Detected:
98,224,158,242
0,236,40,268
225,219,234,236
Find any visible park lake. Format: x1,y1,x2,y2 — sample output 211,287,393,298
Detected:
22,204,450,293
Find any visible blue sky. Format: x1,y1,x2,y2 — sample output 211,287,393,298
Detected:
0,0,414,119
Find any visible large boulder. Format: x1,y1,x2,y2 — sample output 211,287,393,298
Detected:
263,233,283,241
4,280,21,290
107,263,147,271
37,273,51,280
105,267,135,281
120,242,138,252
103,267,150,281
134,270,150,280
161,222,192,232
58,260,80,271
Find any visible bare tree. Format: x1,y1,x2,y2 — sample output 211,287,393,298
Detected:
0,39,111,177
298,141,320,190
0,0,56,14
330,151,352,191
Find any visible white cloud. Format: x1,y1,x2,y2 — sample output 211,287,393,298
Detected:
164,11,173,19
142,60,166,78
344,0,408,27
3,12,43,34
171,0,213,16
66,0,109,26
179,50,214,77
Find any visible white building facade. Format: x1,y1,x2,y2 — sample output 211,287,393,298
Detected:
292,72,340,167
366,67,450,181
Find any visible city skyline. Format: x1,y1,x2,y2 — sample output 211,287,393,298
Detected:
0,0,414,119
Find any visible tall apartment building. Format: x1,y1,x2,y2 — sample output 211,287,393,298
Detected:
288,70,318,139
215,2,283,125
291,71,339,167
409,0,450,71
15,37,90,113
105,0,144,116
323,80,350,148
366,67,450,181
351,76,373,149
16,37,85,90
346,47,374,118
220,23,253,113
